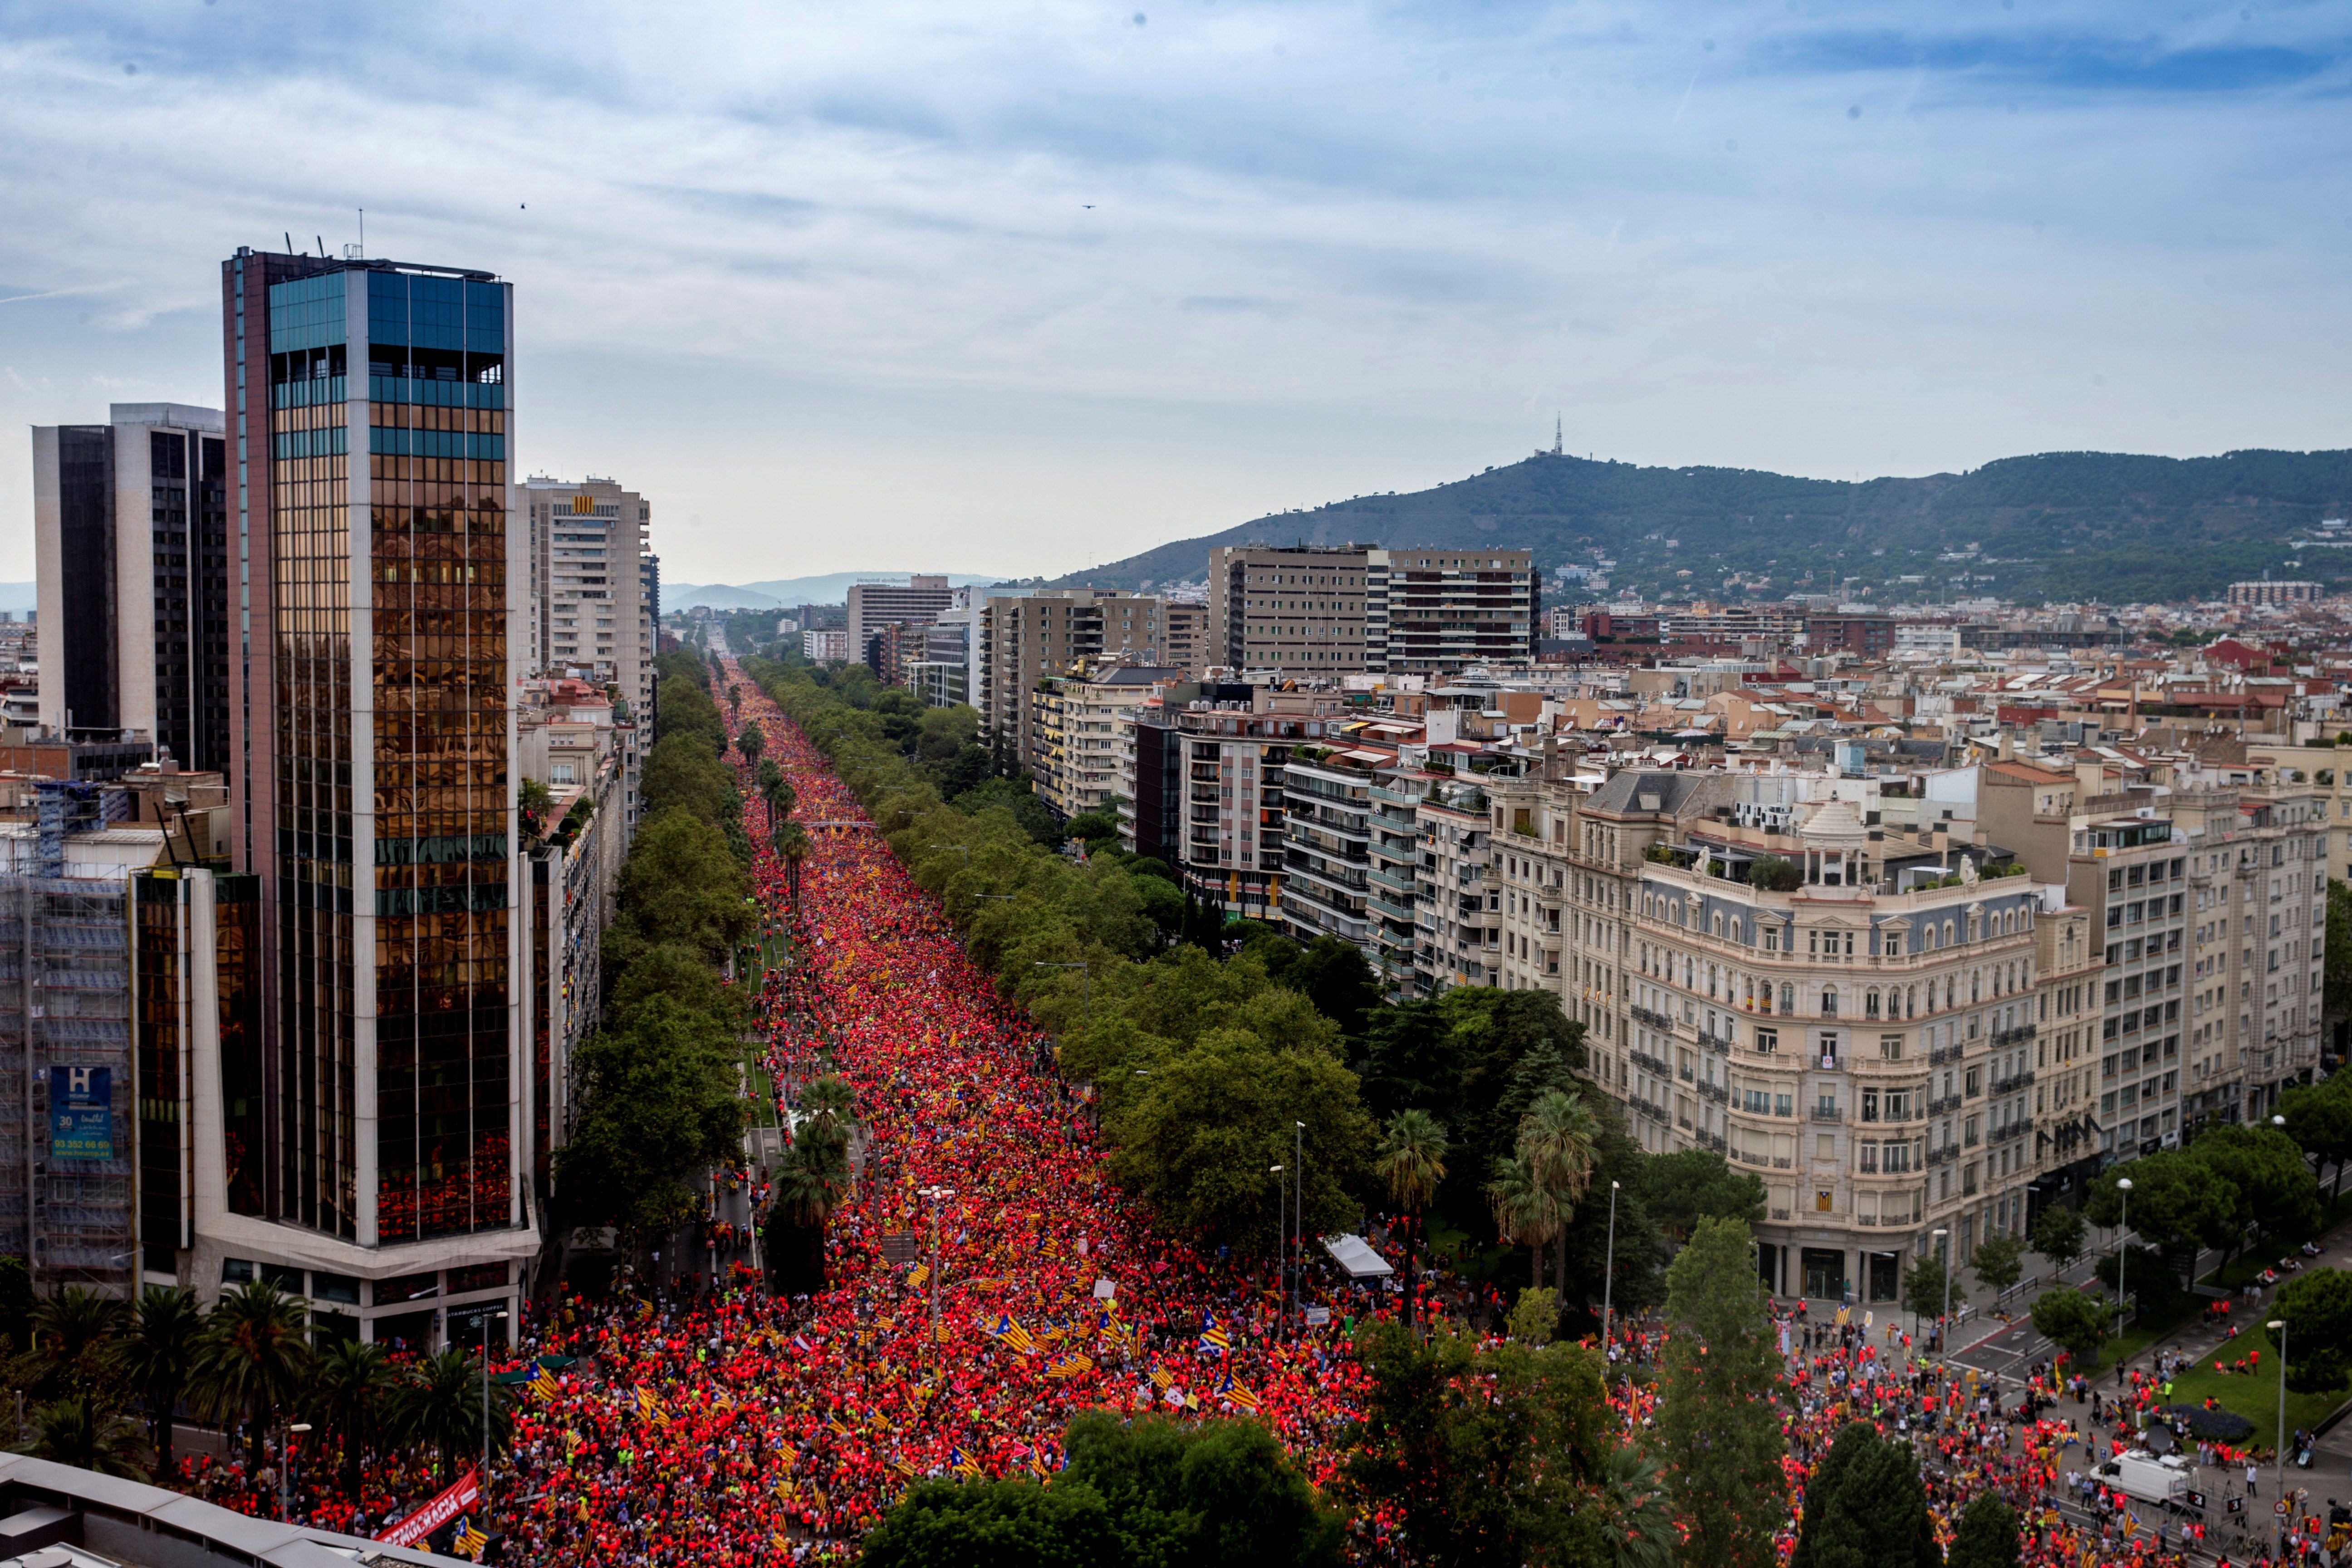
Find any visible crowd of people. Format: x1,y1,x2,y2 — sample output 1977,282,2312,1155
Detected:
195,661,2324,1566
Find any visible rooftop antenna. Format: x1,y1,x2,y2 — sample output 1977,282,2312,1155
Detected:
316,234,326,260
284,231,294,255
359,207,365,257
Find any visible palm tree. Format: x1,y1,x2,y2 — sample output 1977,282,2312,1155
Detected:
190,1282,313,1477
13,1395,149,1479
800,1073,855,1142
30,1285,127,1400
737,721,766,769
307,1338,396,1501
778,823,811,915
756,760,791,830
1374,1111,1448,1332
392,1347,511,1484
727,683,741,717
118,1285,201,1481
1600,1444,1678,1568
1488,1153,1568,1291
1517,1088,1601,1294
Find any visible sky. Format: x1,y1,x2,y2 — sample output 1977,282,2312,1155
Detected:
1,1,2348,586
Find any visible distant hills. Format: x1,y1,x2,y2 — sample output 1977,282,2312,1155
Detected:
664,572,1005,611
1049,448,2352,606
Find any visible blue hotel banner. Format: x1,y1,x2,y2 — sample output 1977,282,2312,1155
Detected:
51,1067,111,1161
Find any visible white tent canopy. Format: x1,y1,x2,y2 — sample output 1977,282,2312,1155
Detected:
1320,1234,1394,1279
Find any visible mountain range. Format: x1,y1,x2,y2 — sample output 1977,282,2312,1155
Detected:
1044,447,2352,606
662,572,1005,611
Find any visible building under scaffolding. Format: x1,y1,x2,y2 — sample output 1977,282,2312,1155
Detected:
0,783,168,1297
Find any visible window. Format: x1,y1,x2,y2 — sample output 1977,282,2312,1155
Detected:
1755,1028,1779,1055
1880,1033,1905,1061
1816,1188,1834,1212
1859,1141,1880,1172
1861,1088,1881,1122
1822,987,1839,1017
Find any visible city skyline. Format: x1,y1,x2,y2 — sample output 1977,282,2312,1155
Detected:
3,1,2350,586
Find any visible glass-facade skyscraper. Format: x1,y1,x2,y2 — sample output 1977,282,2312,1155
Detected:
213,247,531,1343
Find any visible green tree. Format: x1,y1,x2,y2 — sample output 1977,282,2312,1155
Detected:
307,1337,396,1501
1601,1444,1678,1568
1060,1411,1342,1568
777,821,811,915
736,719,765,767
1635,1148,1765,1243
1901,1253,1954,1330
12,1395,149,1478
641,732,744,829
609,807,754,966
29,1285,126,1400
2192,1122,2322,1254
2028,1288,2108,1367
1516,1089,1602,1293
1970,1234,2025,1298
1489,1152,1568,1292
1345,1319,1612,1567
2086,1151,2239,1286
2265,1267,2352,1394
2029,1203,2086,1273
1107,1027,1372,1253
2277,1076,2352,1197
1945,1494,2022,1568
2328,879,2352,1026
1656,1218,1785,1568
1745,855,1801,892
556,996,750,1245
119,1285,201,1481
190,1281,314,1476
1374,1110,1448,1332
862,1479,1122,1568
1788,1421,1938,1568
391,1346,512,1483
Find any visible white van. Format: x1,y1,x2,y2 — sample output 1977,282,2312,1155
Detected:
2098,1450,2199,1509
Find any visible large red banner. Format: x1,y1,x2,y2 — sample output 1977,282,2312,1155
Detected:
376,1467,481,1549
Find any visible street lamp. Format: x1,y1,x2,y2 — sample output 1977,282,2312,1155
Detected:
918,1185,957,1334
480,1308,509,1522
280,1421,311,1521
1293,1121,1304,1323
2116,1177,2134,1351
1602,1180,1621,1358
2270,1317,2288,1477
1269,1165,1286,1330
1933,1227,1950,1366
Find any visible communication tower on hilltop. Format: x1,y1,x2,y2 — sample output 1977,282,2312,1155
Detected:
1553,415,1563,456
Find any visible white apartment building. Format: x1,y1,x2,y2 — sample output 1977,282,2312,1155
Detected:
520,476,656,725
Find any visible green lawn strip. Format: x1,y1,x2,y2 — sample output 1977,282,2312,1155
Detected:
2158,1361,2348,1454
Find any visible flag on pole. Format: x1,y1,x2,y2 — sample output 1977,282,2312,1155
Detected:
1217,1375,1261,1412
987,1313,1039,1354
1199,1310,1230,1356
454,1516,489,1558
951,1446,983,1479
1045,1353,1094,1379
529,1364,560,1402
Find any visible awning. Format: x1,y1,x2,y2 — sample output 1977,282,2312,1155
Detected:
1320,1234,1394,1279
493,1354,580,1386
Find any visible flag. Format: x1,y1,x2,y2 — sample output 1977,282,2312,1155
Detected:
1045,1353,1094,1379
1149,1367,1173,1390
455,1517,489,1559
636,1387,669,1426
827,1414,853,1438
1199,1310,1230,1356
529,1364,560,1403
1218,1376,1261,1412
988,1313,1039,1355
772,1532,794,1552
776,1441,799,1469
893,1457,919,1479
908,1264,930,1289
951,1446,983,1479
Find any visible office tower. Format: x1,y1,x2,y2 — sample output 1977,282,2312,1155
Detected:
31,404,230,771
975,590,1165,778
1365,548,1539,675
216,246,529,1343
1208,545,1374,675
846,577,954,657
519,476,655,723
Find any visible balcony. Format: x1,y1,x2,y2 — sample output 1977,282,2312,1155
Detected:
1630,1004,1675,1032
1989,1118,2034,1145
1928,1094,1961,1117
1628,1049,1669,1076
1991,1071,2035,1096
1705,1133,1727,1154
1810,1105,1843,1122
1696,1081,1728,1104
1697,1029,1732,1054
1929,1044,1963,1068
1993,1024,2038,1048
1368,894,1418,924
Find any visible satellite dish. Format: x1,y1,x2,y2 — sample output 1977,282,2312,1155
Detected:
2145,1422,2176,1455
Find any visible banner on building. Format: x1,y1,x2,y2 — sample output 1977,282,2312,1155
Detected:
49,1067,111,1161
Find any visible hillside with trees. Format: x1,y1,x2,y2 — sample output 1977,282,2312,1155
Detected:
1049,446,2352,606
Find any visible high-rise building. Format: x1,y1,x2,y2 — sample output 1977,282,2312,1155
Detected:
31,404,230,771
216,246,529,1343
519,476,655,724
846,577,954,654
1207,544,1539,677
1208,545,1375,675
975,590,1166,779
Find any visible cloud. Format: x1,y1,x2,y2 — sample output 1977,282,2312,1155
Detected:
0,0,2343,583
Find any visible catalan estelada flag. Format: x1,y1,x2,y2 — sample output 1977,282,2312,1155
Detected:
455,1516,489,1558
907,1263,930,1289
1199,1310,1230,1356
1149,1367,1174,1390
529,1363,560,1402
951,1446,982,1479
988,1313,1038,1354
1218,1375,1260,1412
635,1387,669,1426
